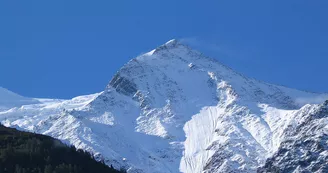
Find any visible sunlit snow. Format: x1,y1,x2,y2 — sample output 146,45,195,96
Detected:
1,40,327,173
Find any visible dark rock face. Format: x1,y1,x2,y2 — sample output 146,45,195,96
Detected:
109,73,138,97
258,135,328,173
258,104,328,173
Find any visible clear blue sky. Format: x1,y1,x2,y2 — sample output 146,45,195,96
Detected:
0,1,327,99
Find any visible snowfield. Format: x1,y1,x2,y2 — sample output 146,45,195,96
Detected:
1,40,327,173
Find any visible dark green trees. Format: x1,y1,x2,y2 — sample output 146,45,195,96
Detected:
0,124,124,173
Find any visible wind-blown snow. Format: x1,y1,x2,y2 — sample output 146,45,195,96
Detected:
0,39,327,173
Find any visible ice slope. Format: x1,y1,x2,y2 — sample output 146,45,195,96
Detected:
0,40,327,173
0,93,100,132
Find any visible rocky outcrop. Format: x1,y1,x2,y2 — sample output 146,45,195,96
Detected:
258,102,328,173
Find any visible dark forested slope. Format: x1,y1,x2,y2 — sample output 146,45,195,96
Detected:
0,124,124,173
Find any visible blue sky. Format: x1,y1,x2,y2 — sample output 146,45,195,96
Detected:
0,0,327,99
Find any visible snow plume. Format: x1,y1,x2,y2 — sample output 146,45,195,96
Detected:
180,37,223,53
181,37,246,59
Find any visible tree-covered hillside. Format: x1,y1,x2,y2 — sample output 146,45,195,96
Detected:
0,124,124,173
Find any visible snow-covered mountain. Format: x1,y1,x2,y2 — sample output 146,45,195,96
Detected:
1,40,327,173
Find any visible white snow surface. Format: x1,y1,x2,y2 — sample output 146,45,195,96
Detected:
0,40,327,173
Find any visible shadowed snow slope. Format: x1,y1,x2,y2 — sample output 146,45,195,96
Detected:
0,87,40,111
1,40,327,173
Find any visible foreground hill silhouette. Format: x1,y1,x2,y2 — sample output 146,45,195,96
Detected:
0,124,124,173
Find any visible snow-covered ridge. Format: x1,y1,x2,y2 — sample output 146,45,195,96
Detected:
0,87,40,111
1,40,327,173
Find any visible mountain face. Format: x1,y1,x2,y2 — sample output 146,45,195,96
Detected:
0,40,327,173
258,101,328,173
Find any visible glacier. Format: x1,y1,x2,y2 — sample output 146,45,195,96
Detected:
0,39,327,173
